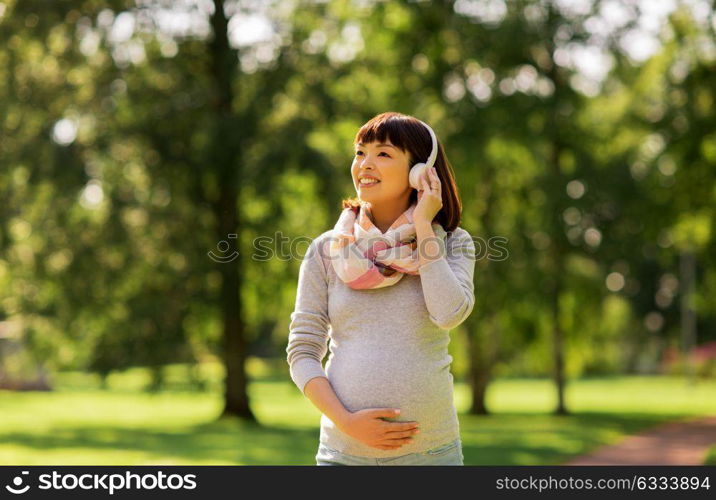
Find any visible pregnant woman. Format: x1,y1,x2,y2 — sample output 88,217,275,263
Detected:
286,111,476,465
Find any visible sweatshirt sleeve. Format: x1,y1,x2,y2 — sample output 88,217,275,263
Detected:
285,237,331,395
418,228,476,330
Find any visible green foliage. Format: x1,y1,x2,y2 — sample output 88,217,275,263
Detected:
0,0,714,401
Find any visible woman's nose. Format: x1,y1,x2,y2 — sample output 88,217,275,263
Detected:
360,156,376,168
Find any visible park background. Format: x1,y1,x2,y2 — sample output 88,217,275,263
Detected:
1,0,715,465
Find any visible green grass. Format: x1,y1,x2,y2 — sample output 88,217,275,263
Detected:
1,367,715,465
705,446,716,465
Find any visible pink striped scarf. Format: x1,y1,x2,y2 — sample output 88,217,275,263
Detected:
328,201,448,289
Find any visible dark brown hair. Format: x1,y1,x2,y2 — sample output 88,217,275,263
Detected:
341,111,463,232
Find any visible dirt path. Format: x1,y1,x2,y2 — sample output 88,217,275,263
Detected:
564,415,716,465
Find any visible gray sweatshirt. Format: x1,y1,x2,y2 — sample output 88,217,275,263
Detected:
286,226,476,458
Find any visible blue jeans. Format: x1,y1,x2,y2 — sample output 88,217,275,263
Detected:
316,438,464,466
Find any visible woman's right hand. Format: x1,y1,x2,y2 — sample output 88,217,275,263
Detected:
337,408,420,450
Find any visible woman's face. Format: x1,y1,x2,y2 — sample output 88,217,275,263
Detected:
351,139,413,204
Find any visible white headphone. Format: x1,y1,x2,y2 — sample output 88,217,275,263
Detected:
408,120,438,190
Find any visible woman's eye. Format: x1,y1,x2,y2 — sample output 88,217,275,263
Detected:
355,151,389,157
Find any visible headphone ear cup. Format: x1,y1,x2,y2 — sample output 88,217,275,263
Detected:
410,162,427,190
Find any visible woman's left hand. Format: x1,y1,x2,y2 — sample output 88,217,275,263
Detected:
413,166,442,225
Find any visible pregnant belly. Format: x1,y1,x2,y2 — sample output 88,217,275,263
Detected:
324,349,455,421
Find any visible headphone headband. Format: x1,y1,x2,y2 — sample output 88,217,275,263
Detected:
408,119,439,190
419,120,438,170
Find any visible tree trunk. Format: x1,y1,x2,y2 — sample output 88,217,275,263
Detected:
550,258,568,415
216,185,255,421
209,0,256,421
680,251,697,384
546,15,568,415
548,139,567,416
467,163,499,415
467,317,499,415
